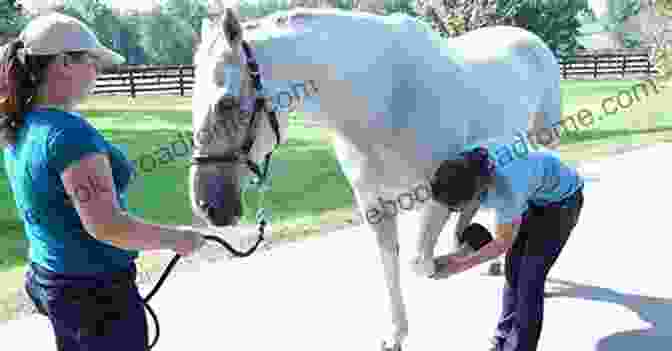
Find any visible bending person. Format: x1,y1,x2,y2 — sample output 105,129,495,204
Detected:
427,145,584,351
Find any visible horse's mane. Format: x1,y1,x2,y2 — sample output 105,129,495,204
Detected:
193,7,355,66
192,7,395,68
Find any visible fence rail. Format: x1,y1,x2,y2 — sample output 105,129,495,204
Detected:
92,50,659,97
558,49,657,80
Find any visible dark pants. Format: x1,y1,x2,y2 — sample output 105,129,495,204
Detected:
493,188,584,351
24,261,148,351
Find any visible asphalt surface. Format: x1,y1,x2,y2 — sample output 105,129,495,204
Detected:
2,143,670,351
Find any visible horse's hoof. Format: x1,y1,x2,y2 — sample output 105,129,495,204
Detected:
381,340,402,351
488,262,502,276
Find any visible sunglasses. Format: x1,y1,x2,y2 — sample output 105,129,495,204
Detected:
66,51,103,71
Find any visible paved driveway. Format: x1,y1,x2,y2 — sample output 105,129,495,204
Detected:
2,144,670,351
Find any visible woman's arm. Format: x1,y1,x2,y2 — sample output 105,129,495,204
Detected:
433,220,519,278
459,221,518,268
60,152,203,255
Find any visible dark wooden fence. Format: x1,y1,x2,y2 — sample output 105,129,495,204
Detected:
93,50,659,97
94,65,196,97
558,49,657,79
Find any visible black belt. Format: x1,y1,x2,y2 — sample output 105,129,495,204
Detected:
531,185,583,210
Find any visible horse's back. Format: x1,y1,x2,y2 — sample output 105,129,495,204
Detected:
446,25,555,67
385,18,562,157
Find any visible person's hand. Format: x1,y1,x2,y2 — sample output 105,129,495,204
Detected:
410,256,436,278
173,226,207,257
431,253,469,279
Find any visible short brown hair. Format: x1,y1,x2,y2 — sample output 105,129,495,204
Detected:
430,147,494,208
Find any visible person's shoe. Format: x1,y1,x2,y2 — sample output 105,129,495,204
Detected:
488,336,504,351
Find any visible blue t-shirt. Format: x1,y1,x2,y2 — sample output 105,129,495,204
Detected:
469,143,584,226
3,108,138,275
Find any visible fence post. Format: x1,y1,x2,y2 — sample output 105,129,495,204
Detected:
593,53,598,79
179,65,185,97
561,56,567,79
646,55,652,76
129,69,136,98
621,54,626,78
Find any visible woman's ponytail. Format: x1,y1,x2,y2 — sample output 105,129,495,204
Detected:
0,38,52,148
1,39,27,147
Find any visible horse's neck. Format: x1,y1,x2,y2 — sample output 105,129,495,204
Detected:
250,11,402,80
249,11,467,181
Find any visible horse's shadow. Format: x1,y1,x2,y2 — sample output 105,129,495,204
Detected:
545,278,672,350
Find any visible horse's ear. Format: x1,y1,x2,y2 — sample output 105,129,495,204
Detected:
222,7,242,44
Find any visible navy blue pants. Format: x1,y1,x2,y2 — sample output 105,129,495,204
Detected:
24,261,148,351
493,188,583,351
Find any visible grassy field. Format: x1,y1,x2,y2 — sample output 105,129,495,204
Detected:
1,78,671,323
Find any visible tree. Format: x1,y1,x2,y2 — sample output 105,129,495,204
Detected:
162,0,209,35
58,0,126,53
0,0,28,35
382,0,416,16
497,0,595,56
138,9,198,65
413,0,513,39
639,0,672,84
411,0,639,57
238,0,292,20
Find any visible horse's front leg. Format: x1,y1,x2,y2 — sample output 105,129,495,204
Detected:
355,191,407,350
411,199,453,278
374,214,407,350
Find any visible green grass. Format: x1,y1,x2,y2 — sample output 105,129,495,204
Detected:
1,78,671,323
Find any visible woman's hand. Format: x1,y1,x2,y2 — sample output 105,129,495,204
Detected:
431,254,470,279
173,226,208,256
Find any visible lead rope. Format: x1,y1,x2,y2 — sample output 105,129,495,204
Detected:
140,39,277,350
141,161,273,350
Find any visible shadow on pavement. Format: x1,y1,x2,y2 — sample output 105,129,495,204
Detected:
545,278,672,351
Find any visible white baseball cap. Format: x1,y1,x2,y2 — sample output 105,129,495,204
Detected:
17,12,125,67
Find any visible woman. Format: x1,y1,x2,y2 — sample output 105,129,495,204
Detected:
1,12,214,350
427,144,584,351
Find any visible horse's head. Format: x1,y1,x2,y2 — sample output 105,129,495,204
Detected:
190,7,288,227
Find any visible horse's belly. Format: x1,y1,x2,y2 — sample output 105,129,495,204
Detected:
332,127,437,198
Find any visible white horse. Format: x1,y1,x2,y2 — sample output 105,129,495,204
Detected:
188,7,562,350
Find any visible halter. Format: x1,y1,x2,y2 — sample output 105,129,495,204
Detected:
140,41,283,350
191,40,281,182
187,39,282,254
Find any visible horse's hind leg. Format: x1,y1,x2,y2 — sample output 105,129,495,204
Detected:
527,45,563,150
